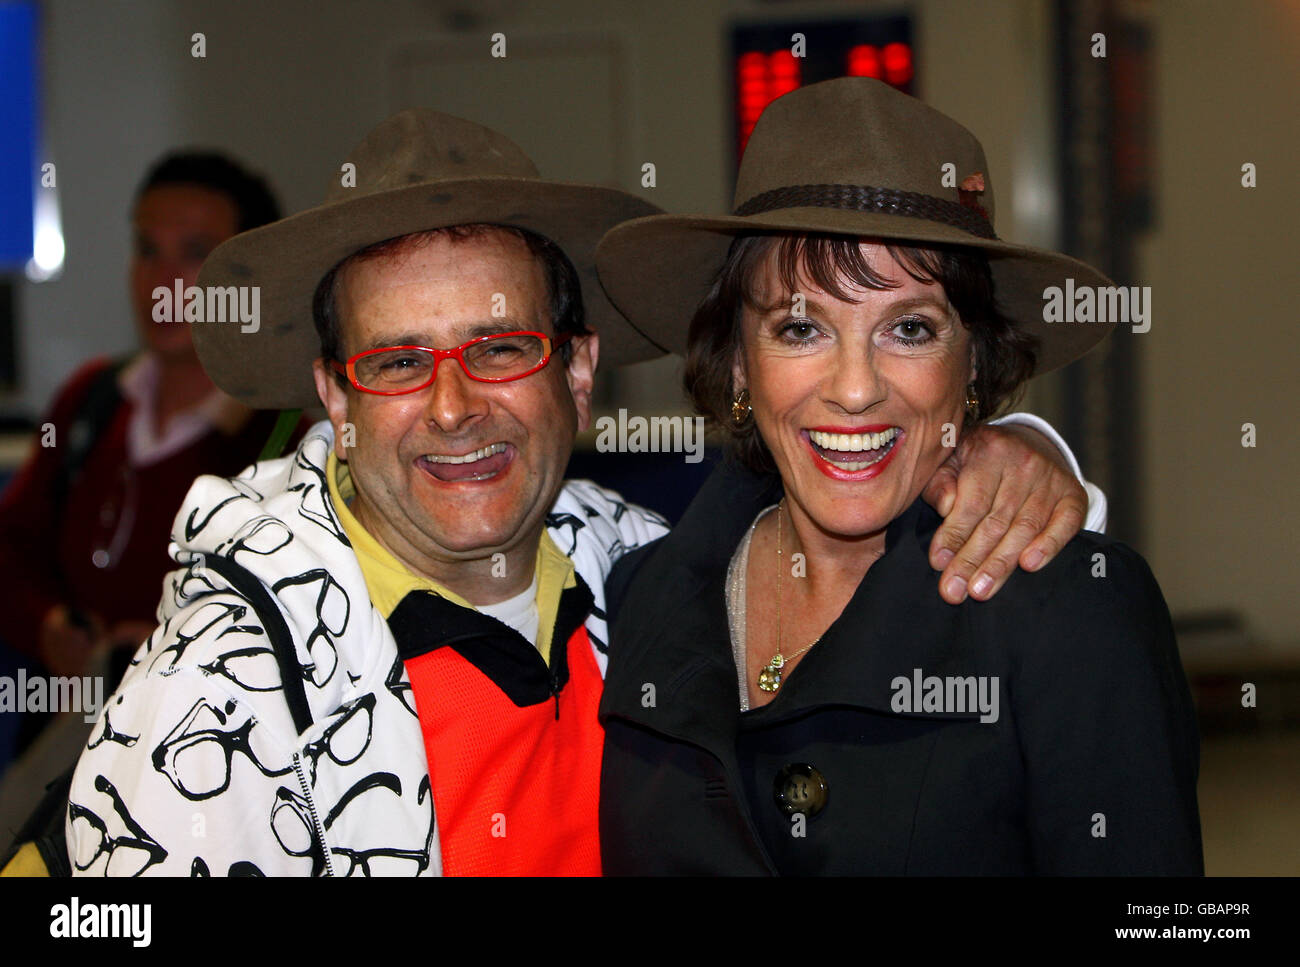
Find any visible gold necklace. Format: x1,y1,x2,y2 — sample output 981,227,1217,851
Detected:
757,499,818,693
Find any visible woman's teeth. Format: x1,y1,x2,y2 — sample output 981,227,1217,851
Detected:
809,428,898,452
424,442,507,464
808,428,899,470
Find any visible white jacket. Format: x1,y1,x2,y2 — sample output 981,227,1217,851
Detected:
66,422,668,876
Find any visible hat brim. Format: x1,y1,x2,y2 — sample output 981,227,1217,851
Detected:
195,177,666,409
595,209,1118,378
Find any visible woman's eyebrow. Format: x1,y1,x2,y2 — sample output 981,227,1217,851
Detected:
885,294,952,315
751,294,835,316
752,292,951,317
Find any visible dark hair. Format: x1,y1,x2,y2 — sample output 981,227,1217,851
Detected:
684,233,1038,473
134,151,281,232
312,224,587,378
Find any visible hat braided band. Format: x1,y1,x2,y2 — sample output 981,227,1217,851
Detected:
734,183,998,240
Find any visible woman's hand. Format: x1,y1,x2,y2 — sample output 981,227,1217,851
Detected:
922,423,1088,603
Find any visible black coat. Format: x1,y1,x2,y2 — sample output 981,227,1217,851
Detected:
598,461,1203,875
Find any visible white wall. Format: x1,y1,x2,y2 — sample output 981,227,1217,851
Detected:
1142,1,1299,645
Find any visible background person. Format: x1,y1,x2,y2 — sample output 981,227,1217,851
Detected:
0,151,290,803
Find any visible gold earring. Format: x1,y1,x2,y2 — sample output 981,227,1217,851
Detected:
965,383,979,421
731,388,752,425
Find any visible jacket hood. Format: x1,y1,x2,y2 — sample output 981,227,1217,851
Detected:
163,421,386,711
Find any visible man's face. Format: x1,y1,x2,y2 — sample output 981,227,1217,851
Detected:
131,184,240,359
313,230,597,579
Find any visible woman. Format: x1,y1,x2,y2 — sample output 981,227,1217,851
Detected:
593,78,1201,874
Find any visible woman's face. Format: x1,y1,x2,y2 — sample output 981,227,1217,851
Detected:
736,241,974,542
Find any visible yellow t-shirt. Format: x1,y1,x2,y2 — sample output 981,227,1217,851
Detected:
0,842,48,877
325,452,574,665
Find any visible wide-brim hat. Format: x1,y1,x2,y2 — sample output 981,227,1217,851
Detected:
195,109,666,409
596,77,1115,376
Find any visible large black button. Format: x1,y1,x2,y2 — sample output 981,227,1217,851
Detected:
773,763,828,817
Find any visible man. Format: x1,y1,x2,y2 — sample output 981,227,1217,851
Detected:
61,110,1103,876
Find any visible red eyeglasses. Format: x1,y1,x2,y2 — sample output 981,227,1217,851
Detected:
331,331,572,395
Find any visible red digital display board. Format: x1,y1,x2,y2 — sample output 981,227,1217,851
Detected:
732,17,914,158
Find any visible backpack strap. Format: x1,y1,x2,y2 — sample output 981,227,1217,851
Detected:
197,554,315,736
52,358,129,512
258,408,303,462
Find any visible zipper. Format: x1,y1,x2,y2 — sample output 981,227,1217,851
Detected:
546,623,585,721
292,752,334,876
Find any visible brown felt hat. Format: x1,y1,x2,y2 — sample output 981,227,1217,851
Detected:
596,77,1115,376
194,109,666,409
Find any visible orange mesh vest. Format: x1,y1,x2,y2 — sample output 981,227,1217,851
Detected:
387,579,604,875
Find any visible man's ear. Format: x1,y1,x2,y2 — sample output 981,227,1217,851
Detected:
312,357,352,461
565,330,599,433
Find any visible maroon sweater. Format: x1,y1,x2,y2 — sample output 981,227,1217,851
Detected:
0,357,297,659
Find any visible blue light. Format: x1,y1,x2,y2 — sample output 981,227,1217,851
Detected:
0,1,38,271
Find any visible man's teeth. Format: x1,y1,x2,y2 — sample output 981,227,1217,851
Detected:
424,443,507,465
809,428,899,453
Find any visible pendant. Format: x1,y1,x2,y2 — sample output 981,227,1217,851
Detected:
757,653,786,693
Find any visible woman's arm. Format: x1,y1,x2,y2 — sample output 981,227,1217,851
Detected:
1012,540,1203,874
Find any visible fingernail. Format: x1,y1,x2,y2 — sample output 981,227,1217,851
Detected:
945,575,967,600
934,548,955,569
1023,548,1045,570
970,574,992,598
